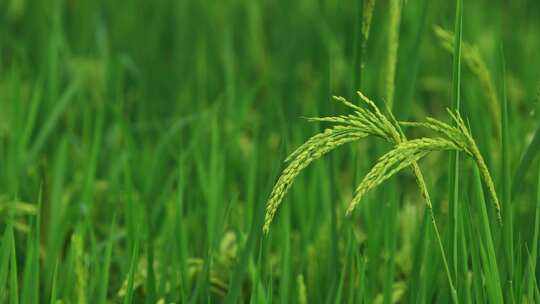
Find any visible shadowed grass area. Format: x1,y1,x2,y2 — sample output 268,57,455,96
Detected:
1,0,540,303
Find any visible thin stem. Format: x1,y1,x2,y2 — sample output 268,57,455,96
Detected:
411,163,458,303
449,0,463,289
385,0,401,109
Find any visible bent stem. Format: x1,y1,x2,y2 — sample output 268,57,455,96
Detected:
411,163,458,303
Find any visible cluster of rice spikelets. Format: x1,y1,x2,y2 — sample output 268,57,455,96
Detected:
263,91,502,233
401,110,502,222
263,92,399,233
346,137,458,214
262,125,367,233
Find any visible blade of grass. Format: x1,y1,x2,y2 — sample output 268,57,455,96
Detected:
395,0,430,121
512,126,540,196
27,81,79,163
225,139,278,304
406,210,429,303
458,206,472,303
21,220,38,304
325,159,339,303
123,233,140,304
0,223,13,301
44,138,69,291
60,240,77,303
333,252,348,304
279,200,291,304
96,215,116,304
448,0,463,294
190,118,227,303
19,82,43,153
528,163,540,301
382,180,399,304
464,201,486,303
382,2,402,301
21,188,41,304
225,200,265,304
471,167,504,304
498,45,515,302
176,162,189,303
49,260,59,304
9,226,18,304
346,230,357,304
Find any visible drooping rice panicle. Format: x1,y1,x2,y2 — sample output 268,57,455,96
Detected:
401,110,502,222
263,125,368,233
346,137,459,214
264,92,402,233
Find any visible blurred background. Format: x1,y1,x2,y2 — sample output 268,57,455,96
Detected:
1,0,540,302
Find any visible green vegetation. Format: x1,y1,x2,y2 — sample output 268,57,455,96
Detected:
1,0,539,302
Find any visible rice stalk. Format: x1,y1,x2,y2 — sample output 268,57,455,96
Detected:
72,232,87,304
297,274,308,304
385,0,402,109
362,0,377,49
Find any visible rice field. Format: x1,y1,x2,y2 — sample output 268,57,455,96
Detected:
1,0,540,303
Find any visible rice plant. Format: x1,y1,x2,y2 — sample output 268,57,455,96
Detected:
264,92,501,230
263,91,504,302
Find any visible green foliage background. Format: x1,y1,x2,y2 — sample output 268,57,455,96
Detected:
1,0,540,302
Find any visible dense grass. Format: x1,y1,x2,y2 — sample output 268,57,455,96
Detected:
1,0,540,303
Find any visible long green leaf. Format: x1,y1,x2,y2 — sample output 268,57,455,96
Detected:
448,0,463,298
0,224,13,301
97,216,115,304
123,235,140,304
472,168,504,304
528,163,540,301
9,226,18,304
499,45,515,302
